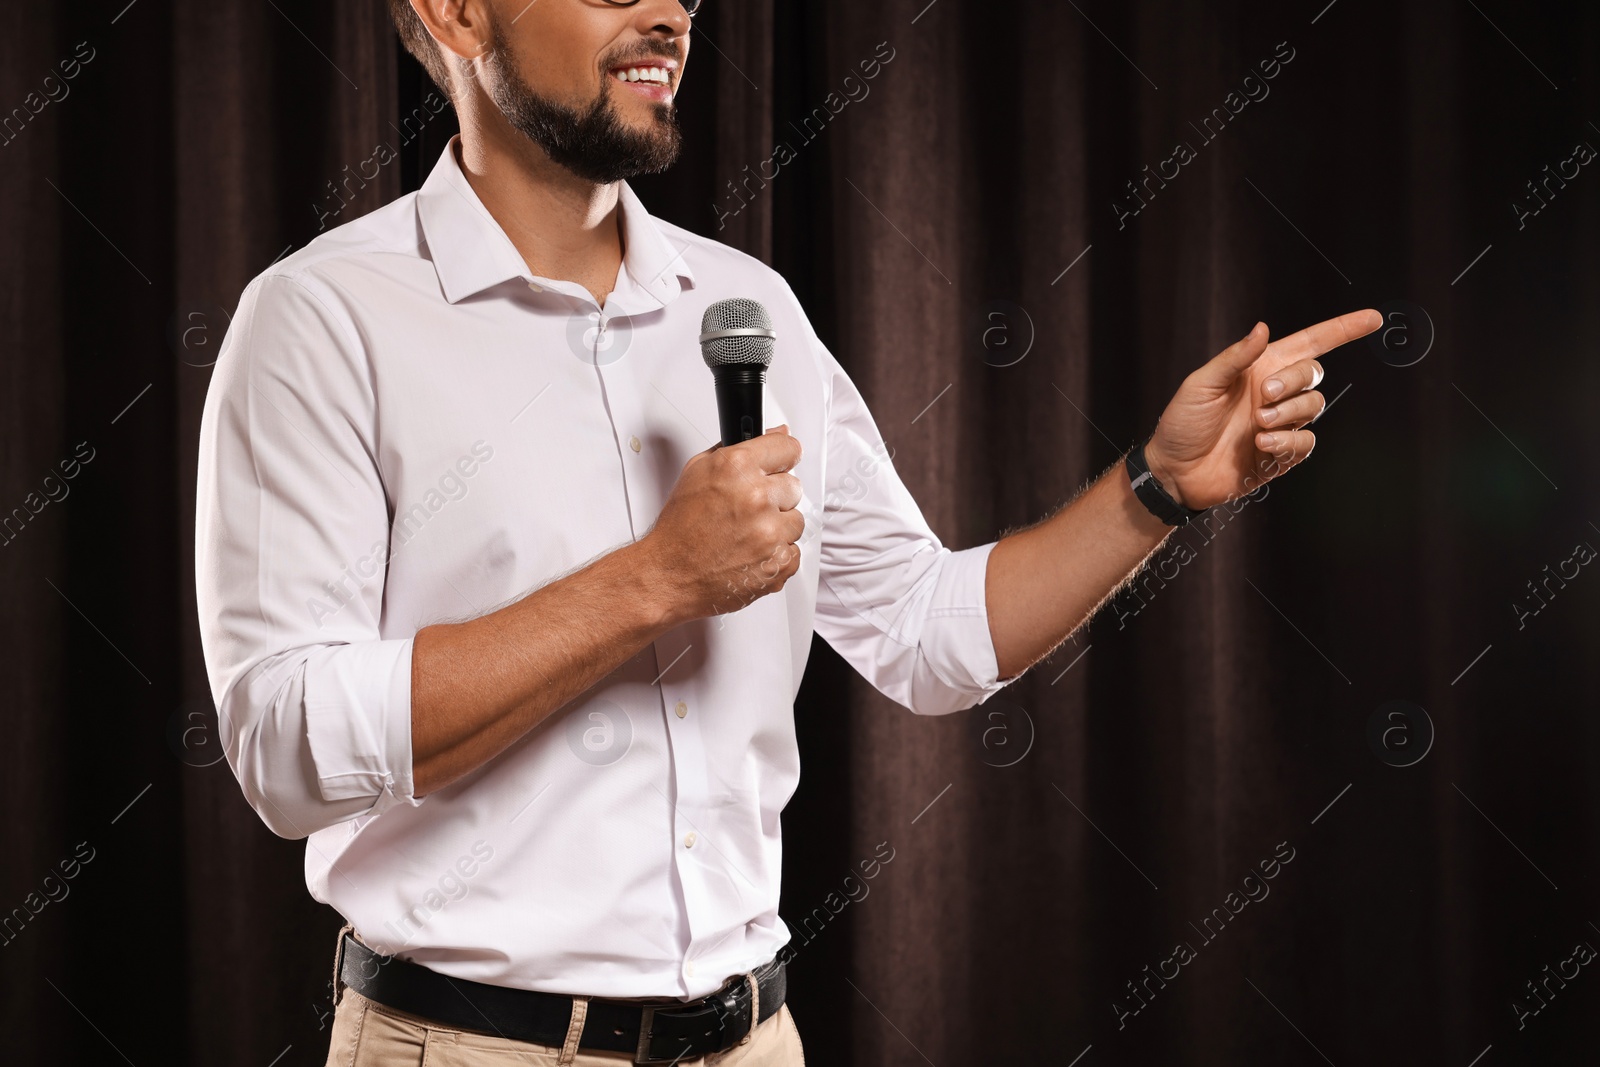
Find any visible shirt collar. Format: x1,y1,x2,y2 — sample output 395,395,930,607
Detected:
415,134,696,308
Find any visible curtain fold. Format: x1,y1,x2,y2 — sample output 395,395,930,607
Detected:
0,0,67,1051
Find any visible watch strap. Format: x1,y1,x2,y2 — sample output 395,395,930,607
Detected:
1125,437,1205,526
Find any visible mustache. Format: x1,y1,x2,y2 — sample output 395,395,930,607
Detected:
602,40,684,70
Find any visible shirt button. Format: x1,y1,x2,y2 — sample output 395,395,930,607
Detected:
674,700,687,718
684,831,697,848
527,281,542,292
686,961,696,977
630,435,642,453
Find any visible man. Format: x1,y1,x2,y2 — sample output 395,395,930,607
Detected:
193,0,1380,1063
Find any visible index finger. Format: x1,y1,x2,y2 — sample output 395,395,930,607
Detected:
746,426,802,474
1266,308,1383,368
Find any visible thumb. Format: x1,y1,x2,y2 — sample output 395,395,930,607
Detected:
1194,322,1269,388
765,423,789,435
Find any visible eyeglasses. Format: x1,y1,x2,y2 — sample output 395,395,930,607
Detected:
600,0,704,16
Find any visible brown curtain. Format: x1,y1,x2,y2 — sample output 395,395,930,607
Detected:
5,1,1598,1063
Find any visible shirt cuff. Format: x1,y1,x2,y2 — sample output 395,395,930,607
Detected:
302,637,422,817
911,541,1011,714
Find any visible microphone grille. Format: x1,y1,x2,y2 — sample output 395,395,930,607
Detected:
700,298,776,369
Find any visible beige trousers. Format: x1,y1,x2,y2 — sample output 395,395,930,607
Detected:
323,929,806,1067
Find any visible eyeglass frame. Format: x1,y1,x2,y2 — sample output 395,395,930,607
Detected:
598,0,704,17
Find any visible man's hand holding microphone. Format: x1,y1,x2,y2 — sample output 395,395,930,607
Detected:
640,424,805,627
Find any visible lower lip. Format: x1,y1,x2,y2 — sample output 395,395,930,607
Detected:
613,76,673,103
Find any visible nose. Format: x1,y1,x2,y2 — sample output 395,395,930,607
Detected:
632,0,691,40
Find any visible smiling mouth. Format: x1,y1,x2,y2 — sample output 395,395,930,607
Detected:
611,64,672,86
607,61,677,103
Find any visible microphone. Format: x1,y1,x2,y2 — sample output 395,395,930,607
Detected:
699,298,777,447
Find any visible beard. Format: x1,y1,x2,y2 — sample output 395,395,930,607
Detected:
482,24,683,184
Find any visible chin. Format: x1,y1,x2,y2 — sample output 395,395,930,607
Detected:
618,98,675,124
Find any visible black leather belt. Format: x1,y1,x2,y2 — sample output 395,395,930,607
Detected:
337,932,785,1064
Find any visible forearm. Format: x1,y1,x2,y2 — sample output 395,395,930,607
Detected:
410,539,681,796
985,453,1174,680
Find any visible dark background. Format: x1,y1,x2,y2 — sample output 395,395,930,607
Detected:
4,1,1598,1064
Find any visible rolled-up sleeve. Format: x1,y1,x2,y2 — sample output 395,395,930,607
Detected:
805,325,1012,716
195,271,421,839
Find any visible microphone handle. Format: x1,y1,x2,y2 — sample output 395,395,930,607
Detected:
713,366,767,447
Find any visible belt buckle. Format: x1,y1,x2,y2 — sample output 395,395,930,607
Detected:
634,984,743,1065
633,1006,675,1066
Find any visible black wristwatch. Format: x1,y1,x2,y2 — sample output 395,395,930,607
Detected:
1125,437,1205,526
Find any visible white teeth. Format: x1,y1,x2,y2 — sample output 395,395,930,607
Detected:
615,67,669,85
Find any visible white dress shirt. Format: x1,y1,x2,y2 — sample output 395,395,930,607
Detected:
194,136,1008,999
